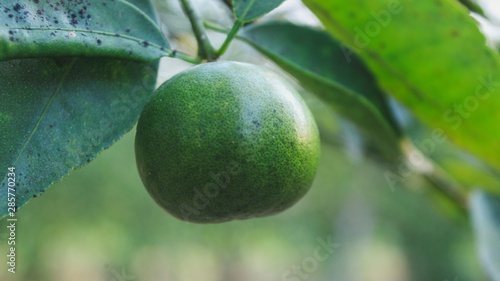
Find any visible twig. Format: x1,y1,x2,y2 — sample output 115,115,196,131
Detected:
179,0,217,61
163,49,201,64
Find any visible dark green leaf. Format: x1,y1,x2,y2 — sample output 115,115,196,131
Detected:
0,0,168,62
0,58,158,217
232,0,286,22
304,0,500,171
241,22,401,157
127,0,158,21
471,190,500,281
0,0,161,216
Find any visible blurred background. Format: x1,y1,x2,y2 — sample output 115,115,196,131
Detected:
1,0,500,280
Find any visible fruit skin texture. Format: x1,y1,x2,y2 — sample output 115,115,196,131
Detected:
135,61,320,223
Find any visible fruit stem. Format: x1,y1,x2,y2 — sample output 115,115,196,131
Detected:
164,49,202,64
216,20,244,57
179,0,217,61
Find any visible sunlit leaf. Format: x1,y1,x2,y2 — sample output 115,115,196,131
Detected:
304,0,500,171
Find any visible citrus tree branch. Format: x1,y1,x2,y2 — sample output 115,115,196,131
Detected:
400,139,468,213
179,0,217,61
422,171,468,214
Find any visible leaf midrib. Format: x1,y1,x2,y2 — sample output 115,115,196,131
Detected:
236,0,257,21
8,26,168,52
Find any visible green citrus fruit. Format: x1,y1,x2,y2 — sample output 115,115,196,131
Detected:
135,61,320,223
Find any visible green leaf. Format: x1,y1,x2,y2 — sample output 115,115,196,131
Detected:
471,190,500,281
0,57,158,217
0,0,161,216
240,22,401,158
232,0,286,22
127,0,158,21
0,0,168,62
304,0,500,171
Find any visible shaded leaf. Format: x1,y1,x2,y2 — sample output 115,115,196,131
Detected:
0,57,158,217
304,0,500,171
241,22,401,158
471,190,500,281
0,0,168,62
232,0,286,22
0,0,161,216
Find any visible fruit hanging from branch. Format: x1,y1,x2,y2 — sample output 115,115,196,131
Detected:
134,61,321,223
